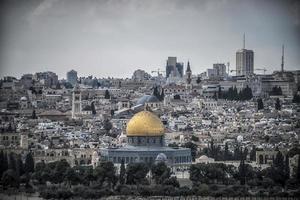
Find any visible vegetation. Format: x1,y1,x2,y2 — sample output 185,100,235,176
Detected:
1,150,300,198
219,86,253,101
104,89,110,99
257,98,264,110
91,101,96,115
275,98,281,110
153,86,164,101
270,86,282,96
292,93,300,104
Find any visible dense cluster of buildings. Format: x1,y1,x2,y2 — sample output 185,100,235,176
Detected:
1,44,300,179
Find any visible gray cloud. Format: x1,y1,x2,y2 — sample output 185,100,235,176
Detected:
0,0,299,79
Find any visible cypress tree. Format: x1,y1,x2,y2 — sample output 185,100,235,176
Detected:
297,156,300,182
250,145,256,161
0,151,7,177
275,98,281,110
224,142,230,160
15,154,24,177
257,98,264,110
239,155,246,185
284,155,290,181
159,89,165,101
24,152,35,174
218,87,222,99
8,152,16,171
119,159,126,185
91,102,96,115
104,90,110,99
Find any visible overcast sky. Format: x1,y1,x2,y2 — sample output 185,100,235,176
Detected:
0,0,299,79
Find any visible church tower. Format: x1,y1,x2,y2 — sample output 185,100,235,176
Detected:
186,61,192,91
72,84,82,118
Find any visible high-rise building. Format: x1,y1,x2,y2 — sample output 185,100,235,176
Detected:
67,70,78,86
166,57,177,78
34,71,58,87
213,63,227,78
166,57,184,78
236,35,254,76
176,63,184,77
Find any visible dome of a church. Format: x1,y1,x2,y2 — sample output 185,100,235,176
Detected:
126,111,164,136
136,95,159,106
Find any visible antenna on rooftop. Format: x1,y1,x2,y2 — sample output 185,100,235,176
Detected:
281,44,284,72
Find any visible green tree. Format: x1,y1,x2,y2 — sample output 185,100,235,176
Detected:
218,87,222,99
119,159,126,185
275,98,281,110
91,102,96,115
24,152,35,174
238,156,246,185
153,86,160,100
126,162,149,185
49,160,70,184
297,155,300,182
104,90,110,99
269,151,286,186
0,151,8,178
1,169,20,189
250,145,256,161
270,86,283,96
224,143,231,160
94,161,117,189
159,89,165,101
196,77,201,84
103,119,113,135
32,109,37,119
15,154,24,178
284,155,290,182
292,93,300,103
8,152,16,171
151,162,171,184
257,98,264,110
64,168,80,186
182,142,197,161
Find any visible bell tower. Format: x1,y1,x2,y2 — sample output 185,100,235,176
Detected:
72,84,82,118
186,61,192,91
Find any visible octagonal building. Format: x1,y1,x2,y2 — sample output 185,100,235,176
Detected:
100,111,191,166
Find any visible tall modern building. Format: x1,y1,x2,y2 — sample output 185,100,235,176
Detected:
236,35,254,76
213,63,227,78
176,63,184,77
67,70,78,86
166,57,184,78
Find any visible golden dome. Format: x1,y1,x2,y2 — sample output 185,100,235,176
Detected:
126,111,164,137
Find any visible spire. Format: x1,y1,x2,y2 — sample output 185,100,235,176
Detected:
186,61,191,72
281,44,284,72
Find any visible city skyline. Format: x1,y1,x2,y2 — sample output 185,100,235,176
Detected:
0,0,300,79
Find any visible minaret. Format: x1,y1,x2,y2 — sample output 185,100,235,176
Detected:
281,45,284,73
72,84,82,118
186,61,192,84
186,61,192,91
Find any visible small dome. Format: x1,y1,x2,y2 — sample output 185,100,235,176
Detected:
199,155,209,160
136,95,159,106
155,153,167,162
20,96,27,101
126,111,164,137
